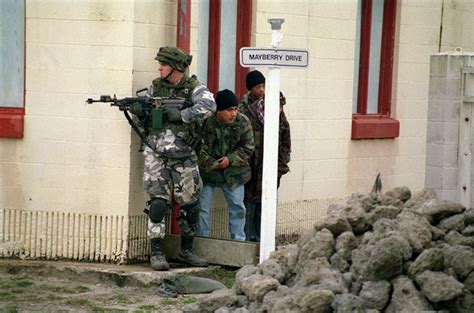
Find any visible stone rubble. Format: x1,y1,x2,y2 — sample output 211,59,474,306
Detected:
184,187,474,312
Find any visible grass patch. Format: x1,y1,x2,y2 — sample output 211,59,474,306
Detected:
136,305,157,311
15,280,33,288
206,266,237,288
19,294,42,302
90,305,127,313
161,299,178,305
110,293,131,303
0,280,14,289
0,291,17,301
75,285,91,292
41,285,74,293
2,306,19,313
182,296,198,305
41,284,91,294
65,298,93,306
46,294,64,301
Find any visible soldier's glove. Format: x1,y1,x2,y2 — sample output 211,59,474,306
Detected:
163,107,182,122
182,100,193,109
130,102,144,117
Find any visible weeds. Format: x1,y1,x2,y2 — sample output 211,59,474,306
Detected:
182,296,198,305
15,280,33,288
65,298,93,306
161,299,178,305
135,304,157,312
110,293,132,304
206,266,238,288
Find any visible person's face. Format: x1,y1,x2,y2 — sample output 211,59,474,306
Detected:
250,83,265,100
216,107,238,124
159,62,173,78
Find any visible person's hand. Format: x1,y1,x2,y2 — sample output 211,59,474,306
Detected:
182,100,193,109
217,156,230,169
163,107,182,122
130,102,143,116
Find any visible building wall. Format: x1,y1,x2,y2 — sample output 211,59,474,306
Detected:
1,0,473,260
248,0,473,237
0,0,177,261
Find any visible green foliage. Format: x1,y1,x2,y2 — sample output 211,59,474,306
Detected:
15,280,33,288
110,293,132,303
161,299,178,305
75,285,91,293
134,304,157,312
0,291,17,301
65,298,93,306
46,295,64,301
0,280,14,289
2,306,19,313
182,296,198,305
207,266,237,288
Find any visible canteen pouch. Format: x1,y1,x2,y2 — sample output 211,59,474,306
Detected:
152,108,163,129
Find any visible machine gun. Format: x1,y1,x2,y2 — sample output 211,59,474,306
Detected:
85,88,188,152
85,88,187,112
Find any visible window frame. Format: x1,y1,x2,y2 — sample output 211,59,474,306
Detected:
351,0,399,140
203,0,252,97
0,1,26,139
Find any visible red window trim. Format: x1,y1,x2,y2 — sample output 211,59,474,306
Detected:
0,108,24,139
0,2,26,139
352,0,399,140
235,0,252,99
352,114,399,139
207,0,222,95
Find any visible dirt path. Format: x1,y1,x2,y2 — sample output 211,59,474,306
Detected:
0,272,202,312
0,260,237,312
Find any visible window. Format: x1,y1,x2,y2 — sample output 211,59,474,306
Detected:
0,0,25,138
352,0,399,139
194,0,252,98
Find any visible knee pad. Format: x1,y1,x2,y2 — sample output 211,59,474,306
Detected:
149,198,169,223
147,220,166,239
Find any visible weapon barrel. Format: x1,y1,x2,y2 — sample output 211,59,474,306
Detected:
160,98,186,108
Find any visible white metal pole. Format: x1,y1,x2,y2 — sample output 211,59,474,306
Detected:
259,18,284,263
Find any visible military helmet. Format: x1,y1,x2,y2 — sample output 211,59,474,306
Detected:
155,46,192,72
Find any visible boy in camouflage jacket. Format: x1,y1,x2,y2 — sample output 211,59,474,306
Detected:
197,89,254,240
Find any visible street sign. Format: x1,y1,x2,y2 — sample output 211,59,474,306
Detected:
240,48,309,68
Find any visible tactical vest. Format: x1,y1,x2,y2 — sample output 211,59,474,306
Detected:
150,76,200,144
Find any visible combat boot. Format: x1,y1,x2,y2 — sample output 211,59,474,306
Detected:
176,236,208,267
150,239,169,271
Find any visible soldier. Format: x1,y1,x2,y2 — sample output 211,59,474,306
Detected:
196,89,254,241
130,46,216,270
239,70,291,242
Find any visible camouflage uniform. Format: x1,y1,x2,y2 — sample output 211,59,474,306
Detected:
133,46,215,270
197,110,254,240
198,112,254,190
144,76,215,238
239,92,291,241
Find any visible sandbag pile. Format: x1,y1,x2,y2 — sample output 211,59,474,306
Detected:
184,187,474,312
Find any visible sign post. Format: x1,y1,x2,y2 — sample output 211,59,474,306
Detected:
239,19,308,263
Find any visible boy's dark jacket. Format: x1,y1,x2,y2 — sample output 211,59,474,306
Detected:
198,112,254,190
239,93,292,202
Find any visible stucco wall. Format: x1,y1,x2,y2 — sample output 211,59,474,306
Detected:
252,0,472,204
1,0,473,260
0,0,177,261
